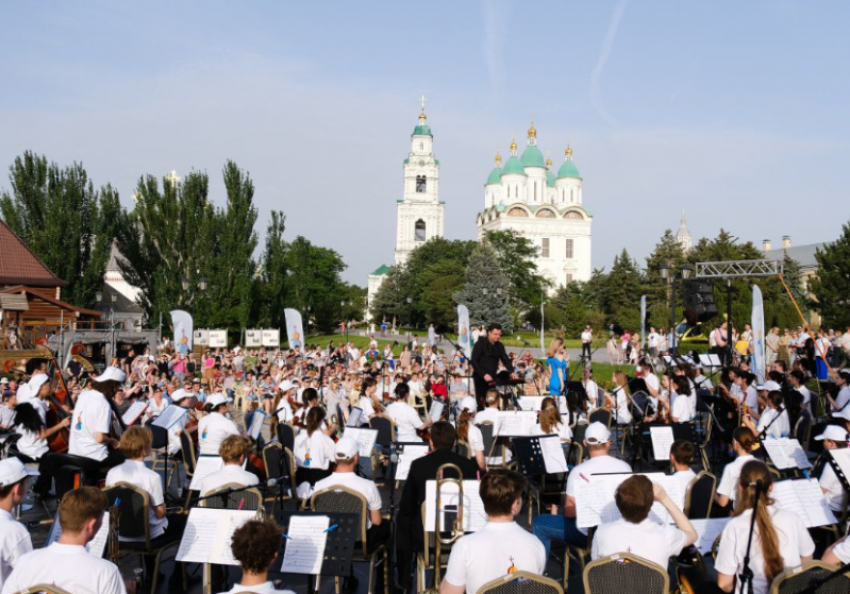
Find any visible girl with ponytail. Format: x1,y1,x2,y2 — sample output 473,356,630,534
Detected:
456,397,486,471
532,397,572,441
715,427,759,508
715,460,814,593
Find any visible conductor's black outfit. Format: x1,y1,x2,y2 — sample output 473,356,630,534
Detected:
470,335,512,406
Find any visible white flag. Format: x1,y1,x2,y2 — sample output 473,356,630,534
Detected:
284,309,305,349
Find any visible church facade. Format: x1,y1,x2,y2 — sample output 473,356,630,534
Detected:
476,123,593,290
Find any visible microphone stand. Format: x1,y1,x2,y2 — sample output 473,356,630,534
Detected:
738,480,763,594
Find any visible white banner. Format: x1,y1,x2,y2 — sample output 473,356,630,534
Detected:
457,305,470,355
284,309,305,349
193,329,209,346
262,329,280,347
245,329,262,347
171,310,193,354
752,285,766,384
208,330,227,348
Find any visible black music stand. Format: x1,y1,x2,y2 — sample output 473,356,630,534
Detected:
512,436,548,477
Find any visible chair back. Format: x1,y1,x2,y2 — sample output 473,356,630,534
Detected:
455,440,472,459
103,482,150,544
684,471,716,519
263,442,285,480
149,424,169,450
201,482,263,510
9,585,75,594
477,422,496,457
310,486,368,555
476,571,564,594
369,415,394,447
278,422,296,452
589,408,613,429
795,413,813,451
179,431,197,475
583,553,669,594
770,560,850,594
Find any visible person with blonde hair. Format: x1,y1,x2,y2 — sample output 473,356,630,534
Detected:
532,396,571,441
546,337,568,396
715,460,813,594
607,370,632,425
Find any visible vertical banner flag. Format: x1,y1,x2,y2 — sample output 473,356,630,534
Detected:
640,295,647,350
457,305,471,355
284,309,304,349
428,325,436,346
170,310,193,355
540,301,545,355
752,285,766,384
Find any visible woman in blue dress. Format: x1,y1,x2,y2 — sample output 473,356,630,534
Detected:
546,337,569,396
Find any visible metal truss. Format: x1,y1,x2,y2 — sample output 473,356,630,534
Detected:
695,259,783,279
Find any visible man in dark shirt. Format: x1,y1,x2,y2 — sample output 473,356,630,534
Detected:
396,422,479,593
470,324,515,407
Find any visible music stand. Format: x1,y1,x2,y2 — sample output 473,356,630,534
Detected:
511,436,548,477
626,391,649,470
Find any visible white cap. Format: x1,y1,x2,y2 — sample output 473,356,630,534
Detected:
94,366,127,383
334,437,360,460
279,380,295,392
0,377,9,384
207,393,228,409
833,408,850,422
756,380,782,392
815,425,849,442
459,396,477,413
0,458,39,488
585,422,611,444
170,388,190,402
28,373,49,392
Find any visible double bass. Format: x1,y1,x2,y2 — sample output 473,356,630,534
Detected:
39,346,73,453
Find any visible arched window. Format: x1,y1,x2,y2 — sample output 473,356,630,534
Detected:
415,219,426,241
416,175,426,193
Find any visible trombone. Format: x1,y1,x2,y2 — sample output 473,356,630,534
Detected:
425,463,466,594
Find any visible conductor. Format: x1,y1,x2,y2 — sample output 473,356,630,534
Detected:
471,324,516,406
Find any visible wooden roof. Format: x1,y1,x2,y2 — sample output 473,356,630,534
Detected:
0,286,101,317
0,220,66,288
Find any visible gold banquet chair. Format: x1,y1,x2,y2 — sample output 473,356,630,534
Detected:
583,553,669,594
10,586,75,594
476,571,564,594
770,561,850,594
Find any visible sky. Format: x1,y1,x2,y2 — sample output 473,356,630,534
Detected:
1,1,848,284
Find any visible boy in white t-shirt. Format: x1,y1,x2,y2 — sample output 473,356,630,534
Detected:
670,440,697,495
441,469,545,594
0,459,36,592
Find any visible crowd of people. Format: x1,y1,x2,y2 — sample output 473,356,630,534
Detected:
0,322,850,594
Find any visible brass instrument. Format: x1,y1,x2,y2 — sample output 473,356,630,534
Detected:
108,502,120,563
425,463,466,594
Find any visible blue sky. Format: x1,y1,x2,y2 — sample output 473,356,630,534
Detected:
1,1,848,284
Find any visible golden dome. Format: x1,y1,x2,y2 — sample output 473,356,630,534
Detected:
528,119,537,139
565,144,573,157
495,152,502,165
545,155,553,168
510,137,517,152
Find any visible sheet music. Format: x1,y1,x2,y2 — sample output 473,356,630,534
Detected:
189,456,225,492
425,479,487,532
343,426,378,457
649,426,675,460
772,479,836,528
428,401,444,422
47,511,110,558
539,435,568,473
121,400,148,426
346,407,363,427
763,438,811,470
495,411,537,437
558,396,568,415
518,397,544,411
247,410,267,441
176,508,259,565
575,472,683,529
830,448,850,483
395,445,430,481
689,518,730,554
150,404,188,429
281,515,330,575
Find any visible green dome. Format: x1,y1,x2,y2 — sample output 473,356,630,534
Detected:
487,166,503,184
412,124,432,137
500,155,526,176
557,160,581,179
521,145,546,168
546,170,556,187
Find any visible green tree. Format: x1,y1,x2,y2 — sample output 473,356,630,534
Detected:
0,151,121,308
285,236,348,334
254,210,288,328
483,230,549,310
453,243,513,332
603,249,644,330
810,222,850,328
419,260,467,331
370,266,405,326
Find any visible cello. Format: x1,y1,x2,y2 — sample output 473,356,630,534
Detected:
40,345,73,453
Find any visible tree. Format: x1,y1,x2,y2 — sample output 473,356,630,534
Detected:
418,260,467,331
285,236,348,334
810,222,850,328
602,249,644,330
370,266,405,326
453,243,513,332
254,210,288,328
0,151,121,308
483,230,549,310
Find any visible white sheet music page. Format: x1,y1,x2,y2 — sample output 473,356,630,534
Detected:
689,518,731,554
539,435,568,473
394,445,430,481
150,404,187,429
428,400,444,422
495,411,536,436
343,427,378,457
247,411,267,440
772,479,836,528
649,426,675,460
517,397,544,412
575,472,683,529
281,515,330,575
189,456,225,492
121,401,148,427
764,438,812,470
346,407,363,427
425,479,487,532
830,448,850,482
176,508,258,565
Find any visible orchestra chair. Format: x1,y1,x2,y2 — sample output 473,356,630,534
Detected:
794,413,813,452
770,561,850,594
476,571,564,594
277,422,296,454
150,424,182,491
262,441,298,513
568,423,589,466
563,527,595,591
588,408,613,430
49,453,96,499
200,482,264,511
583,552,669,594
369,415,396,449
455,440,472,460
103,482,185,594
478,422,507,469
10,585,74,594
410,393,428,417
310,486,388,594
683,471,716,519
179,432,199,510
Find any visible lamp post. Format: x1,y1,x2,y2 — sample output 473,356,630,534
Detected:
181,276,208,321
658,263,694,355
341,299,350,344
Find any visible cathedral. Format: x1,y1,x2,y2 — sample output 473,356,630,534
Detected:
477,123,593,290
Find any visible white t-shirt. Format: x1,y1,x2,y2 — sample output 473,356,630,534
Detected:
758,409,790,440
614,388,632,425
819,463,845,512
197,464,259,496
532,422,572,441
217,582,294,594
581,331,593,343
716,454,756,503
105,459,168,540
648,333,660,348
386,402,425,443
744,386,759,411
0,509,32,592
675,469,697,495
566,455,632,535
69,389,113,462
313,472,382,528
672,395,695,423
474,408,500,426
714,506,814,594
835,386,850,411
797,385,812,407
592,517,687,569
444,521,546,594
584,380,599,411
358,398,377,424
198,412,241,456
14,427,48,460
293,430,335,470
276,399,294,424
0,542,127,594
644,374,661,396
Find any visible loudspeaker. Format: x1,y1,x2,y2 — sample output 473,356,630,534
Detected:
682,280,718,324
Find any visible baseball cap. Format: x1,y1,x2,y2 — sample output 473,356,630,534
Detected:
334,437,360,460
0,458,39,488
207,393,228,409
459,396,477,413
28,374,49,393
170,388,190,402
279,380,295,392
815,425,849,442
94,366,127,383
756,381,782,392
585,422,611,445
0,377,8,384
